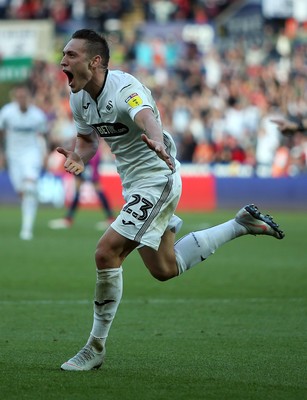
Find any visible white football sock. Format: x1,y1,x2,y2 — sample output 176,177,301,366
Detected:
90,267,123,343
21,191,38,235
175,220,246,275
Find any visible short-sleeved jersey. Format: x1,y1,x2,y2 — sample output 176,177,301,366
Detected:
70,69,180,187
0,102,48,157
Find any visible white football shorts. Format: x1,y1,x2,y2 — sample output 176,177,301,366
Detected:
7,149,43,192
111,171,182,250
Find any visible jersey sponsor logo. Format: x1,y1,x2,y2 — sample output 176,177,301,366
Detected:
125,93,143,108
11,126,36,133
91,122,129,137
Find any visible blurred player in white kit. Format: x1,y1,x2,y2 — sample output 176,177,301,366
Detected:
0,84,48,240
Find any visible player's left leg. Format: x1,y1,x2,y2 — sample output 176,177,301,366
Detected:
139,204,285,279
138,229,178,280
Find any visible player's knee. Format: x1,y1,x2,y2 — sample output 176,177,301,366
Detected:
95,243,122,269
150,268,177,282
22,179,37,195
95,245,112,268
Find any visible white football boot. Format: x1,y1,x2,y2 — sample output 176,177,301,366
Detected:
20,230,33,240
61,336,105,371
48,218,72,229
235,204,285,239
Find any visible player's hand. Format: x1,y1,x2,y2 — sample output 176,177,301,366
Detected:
270,118,298,135
141,134,174,171
56,147,85,175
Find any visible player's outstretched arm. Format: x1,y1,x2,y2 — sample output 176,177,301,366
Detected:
57,130,99,175
135,109,174,171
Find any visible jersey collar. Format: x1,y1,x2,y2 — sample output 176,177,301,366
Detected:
96,69,109,99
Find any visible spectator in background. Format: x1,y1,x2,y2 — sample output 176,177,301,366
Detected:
177,130,197,162
223,96,247,143
271,116,307,175
171,94,191,137
135,37,154,70
192,138,215,165
0,83,49,240
203,49,222,89
256,105,281,177
1,1,306,176
271,117,307,135
8,0,49,19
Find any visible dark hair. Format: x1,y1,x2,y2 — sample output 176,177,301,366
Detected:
72,29,110,69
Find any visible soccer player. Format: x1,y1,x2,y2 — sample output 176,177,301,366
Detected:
48,147,115,229
0,84,48,240
58,29,285,371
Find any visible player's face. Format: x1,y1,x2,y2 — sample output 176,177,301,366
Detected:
14,87,30,112
61,38,93,93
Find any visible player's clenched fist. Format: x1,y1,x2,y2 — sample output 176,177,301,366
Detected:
56,147,85,175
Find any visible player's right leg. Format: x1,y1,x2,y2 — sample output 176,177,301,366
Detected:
60,335,106,371
61,228,138,371
7,157,39,240
19,178,39,240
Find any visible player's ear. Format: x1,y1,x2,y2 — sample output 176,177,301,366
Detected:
89,55,101,69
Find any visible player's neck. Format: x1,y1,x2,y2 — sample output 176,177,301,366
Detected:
85,69,108,101
19,105,28,113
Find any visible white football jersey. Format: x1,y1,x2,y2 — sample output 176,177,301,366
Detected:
0,102,48,157
70,69,180,187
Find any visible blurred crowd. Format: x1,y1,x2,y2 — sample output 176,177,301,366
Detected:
1,0,307,177
0,1,230,29
0,0,131,25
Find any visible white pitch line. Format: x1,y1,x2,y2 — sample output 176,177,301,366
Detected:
0,298,305,306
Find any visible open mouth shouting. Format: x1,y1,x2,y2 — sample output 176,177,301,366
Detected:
63,70,74,87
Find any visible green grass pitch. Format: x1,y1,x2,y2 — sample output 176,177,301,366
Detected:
0,205,306,400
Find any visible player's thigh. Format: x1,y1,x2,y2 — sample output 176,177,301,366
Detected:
7,157,25,192
7,152,41,192
7,161,22,192
138,229,178,281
